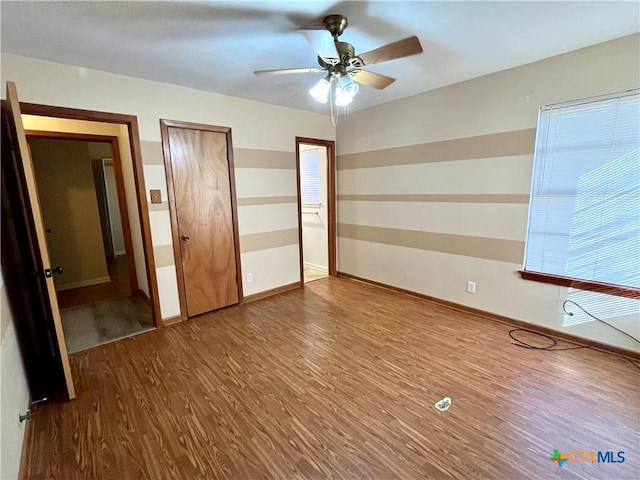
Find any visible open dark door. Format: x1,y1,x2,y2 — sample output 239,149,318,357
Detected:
1,81,75,400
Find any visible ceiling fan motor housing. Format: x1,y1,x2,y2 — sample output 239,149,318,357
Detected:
323,14,348,38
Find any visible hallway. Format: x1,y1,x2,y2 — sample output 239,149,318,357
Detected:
58,255,153,353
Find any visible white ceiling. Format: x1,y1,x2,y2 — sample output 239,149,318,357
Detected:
1,1,638,114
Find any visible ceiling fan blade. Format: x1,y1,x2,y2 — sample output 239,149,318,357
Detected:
359,36,423,66
254,67,324,76
352,70,396,90
301,30,338,60
297,20,326,30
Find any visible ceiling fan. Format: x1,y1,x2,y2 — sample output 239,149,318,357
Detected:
254,14,423,108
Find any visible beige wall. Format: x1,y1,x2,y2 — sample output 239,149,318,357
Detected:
2,53,336,319
29,137,109,289
336,33,640,352
88,141,111,159
0,272,30,480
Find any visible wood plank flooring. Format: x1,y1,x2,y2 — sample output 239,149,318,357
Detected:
304,265,328,283
23,277,640,479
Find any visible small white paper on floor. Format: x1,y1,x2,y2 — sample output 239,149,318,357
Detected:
434,397,452,411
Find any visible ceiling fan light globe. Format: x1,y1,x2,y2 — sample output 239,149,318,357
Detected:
309,78,331,103
335,92,354,107
338,75,359,99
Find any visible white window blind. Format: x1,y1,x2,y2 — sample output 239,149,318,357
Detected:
300,148,320,205
524,91,640,290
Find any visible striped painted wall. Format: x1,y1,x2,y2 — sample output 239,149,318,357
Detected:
336,34,640,352
3,53,336,321
142,142,301,312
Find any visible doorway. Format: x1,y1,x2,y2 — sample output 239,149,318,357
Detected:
295,137,337,283
26,133,153,352
160,119,243,321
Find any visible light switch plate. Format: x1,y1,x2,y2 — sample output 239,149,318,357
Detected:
150,189,162,204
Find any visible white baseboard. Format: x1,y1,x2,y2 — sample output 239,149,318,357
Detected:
56,276,111,291
304,262,328,272
114,250,127,256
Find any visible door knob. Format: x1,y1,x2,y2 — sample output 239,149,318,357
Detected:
52,266,64,274
181,235,191,241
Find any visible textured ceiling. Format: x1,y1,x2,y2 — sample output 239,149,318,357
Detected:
1,1,638,113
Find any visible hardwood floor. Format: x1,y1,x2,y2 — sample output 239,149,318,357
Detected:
304,265,328,283
23,277,639,479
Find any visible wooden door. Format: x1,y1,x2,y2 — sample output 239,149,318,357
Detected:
162,121,242,317
2,81,75,400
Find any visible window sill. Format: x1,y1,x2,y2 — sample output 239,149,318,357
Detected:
302,202,321,209
519,270,640,299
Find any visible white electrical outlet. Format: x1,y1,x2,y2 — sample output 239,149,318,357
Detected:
247,273,253,283
467,281,476,294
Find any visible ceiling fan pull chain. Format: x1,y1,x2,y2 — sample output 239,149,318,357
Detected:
330,83,338,127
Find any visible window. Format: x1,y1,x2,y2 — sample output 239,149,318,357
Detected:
522,90,640,299
300,147,320,207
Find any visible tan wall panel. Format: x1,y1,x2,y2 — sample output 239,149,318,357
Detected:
338,223,524,264
337,193,529,203
237,196,297,206
141,140,164,165
153,244,175,268
148,201,169,212
338,129,535,169
234,148,296,169
338,202,529,241
240,228,299,253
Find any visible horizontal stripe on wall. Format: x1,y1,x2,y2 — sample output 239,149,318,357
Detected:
234,148,295,169
140,143,297,170
338,128,535,170
237,196,297,206
148,201,169,212
338,223,524,264
338,202,528,242
141,140,164,165
338,194,530,204
153,244,175,268
240,228,299,253
338,155,533,195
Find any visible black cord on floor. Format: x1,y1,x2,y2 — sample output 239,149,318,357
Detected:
563,300,640,346
509,300,640,371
